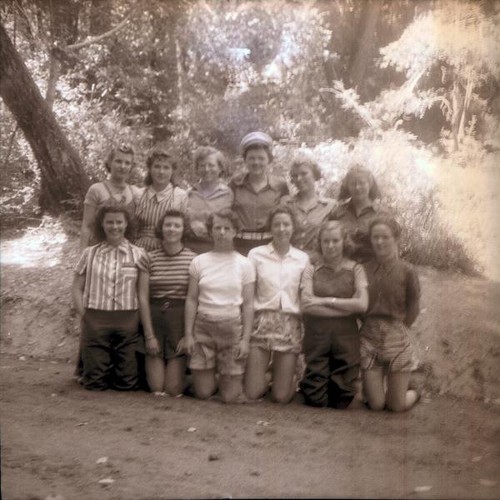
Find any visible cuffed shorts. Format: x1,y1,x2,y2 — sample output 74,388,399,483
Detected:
189,312,245,376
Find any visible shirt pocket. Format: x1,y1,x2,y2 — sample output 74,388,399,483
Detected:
120,264,139,281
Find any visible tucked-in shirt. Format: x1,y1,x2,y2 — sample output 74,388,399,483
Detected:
331,200,390,262
363,258,420,322
186,182,233,253
281,195,338,252
84,181,141,209
148,247,197,300
75,240,148,311
134,184,188,252
301,258,368,301
230,173,289,232
189,251,255,317
248,243,309,315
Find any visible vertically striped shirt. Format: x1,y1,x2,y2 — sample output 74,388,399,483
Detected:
75,240,149,311
134,184,188,251
148,247,197,300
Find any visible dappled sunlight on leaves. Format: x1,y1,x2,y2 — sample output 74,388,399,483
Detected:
1,217,67,269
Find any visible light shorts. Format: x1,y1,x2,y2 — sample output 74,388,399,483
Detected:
189,312,245,376
360,317,418,373
250,310,303,354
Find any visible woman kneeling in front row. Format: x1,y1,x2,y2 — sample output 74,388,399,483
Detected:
245,206,310,403
361,216,421,412
184,209,255,403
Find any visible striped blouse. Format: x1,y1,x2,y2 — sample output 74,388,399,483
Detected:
134,184,188,251
75,240,148,311
148,247,197,300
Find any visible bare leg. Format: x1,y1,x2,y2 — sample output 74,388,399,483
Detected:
271,352,298,404
191,368,217,400
164,357,187,396
386,371,418,412
244,347,272,400
362,368,386,410
145,355,165,394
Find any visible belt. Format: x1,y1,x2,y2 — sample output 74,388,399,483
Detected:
236,231,272,241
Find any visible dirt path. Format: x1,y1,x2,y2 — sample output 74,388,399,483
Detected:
1,355,499,500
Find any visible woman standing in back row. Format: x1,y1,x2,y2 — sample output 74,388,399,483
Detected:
230,132,288,255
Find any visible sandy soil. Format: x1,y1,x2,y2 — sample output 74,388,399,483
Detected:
1,355,500,500
1,230,500,499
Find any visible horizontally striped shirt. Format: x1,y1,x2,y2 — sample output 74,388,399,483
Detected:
75,240,148,311
134,184,188,251
148,247,197,300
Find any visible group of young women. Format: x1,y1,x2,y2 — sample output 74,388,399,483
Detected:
72,132,421,412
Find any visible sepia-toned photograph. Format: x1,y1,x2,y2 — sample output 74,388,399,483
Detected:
1,0,499,498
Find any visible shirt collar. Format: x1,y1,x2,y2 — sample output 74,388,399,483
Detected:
99,240,131,255
146,184,173,202
190,182,229,198
345,199,378,218
233,172,282,191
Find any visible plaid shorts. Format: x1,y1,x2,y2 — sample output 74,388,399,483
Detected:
189,312,246,376
360,317,418,372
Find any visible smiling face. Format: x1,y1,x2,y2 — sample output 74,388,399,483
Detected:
102,211,128,245
291,163,316,194
270,212,293,246
150,156,174,189
162,215,184,245
109,151,133,183
370,223,398,261
197,154,221,184
245,148,270,178
211,215,237,250
347,172,371,204
320,227,344,262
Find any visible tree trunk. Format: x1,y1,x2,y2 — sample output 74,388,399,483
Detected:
0,22,90,215
349,0,381,100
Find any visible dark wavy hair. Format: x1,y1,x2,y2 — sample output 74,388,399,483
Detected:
144,145,179,186
368,216,402,239
104,144,135,173
154,209,188,240
317,220,354,258
338,165,382,201
94,203,136,242
194,146,227,178
266,205,297,234
290,154,322,181
206,208,241,235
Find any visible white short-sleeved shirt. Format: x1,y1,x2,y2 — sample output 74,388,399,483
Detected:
248,243,310,315
189,251,255,317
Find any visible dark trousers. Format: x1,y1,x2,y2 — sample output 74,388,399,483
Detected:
301,315,360,408
81,309,140,391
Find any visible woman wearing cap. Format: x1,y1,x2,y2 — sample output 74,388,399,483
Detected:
185,146,233,254
134,145,188,252
331,165,389,263
79,145,141,250
281,153,337,260
230,132,289,256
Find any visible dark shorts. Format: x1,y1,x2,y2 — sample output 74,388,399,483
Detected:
150,298,186,361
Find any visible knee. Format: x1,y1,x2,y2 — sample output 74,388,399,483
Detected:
386,401,406,412
367,401,385,411
272,388,292,405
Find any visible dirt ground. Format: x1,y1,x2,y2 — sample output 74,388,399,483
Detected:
1,227,500,499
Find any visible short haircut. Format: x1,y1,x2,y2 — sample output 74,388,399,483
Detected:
290,155,322,181
206,208,241,235
193,146,227,177
94,203,136,242
369,216,402,239
154,210,188,240
145,145,178,186
338,165,381,201
266,205,297,233
317,219,354,257
104,144,135,173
